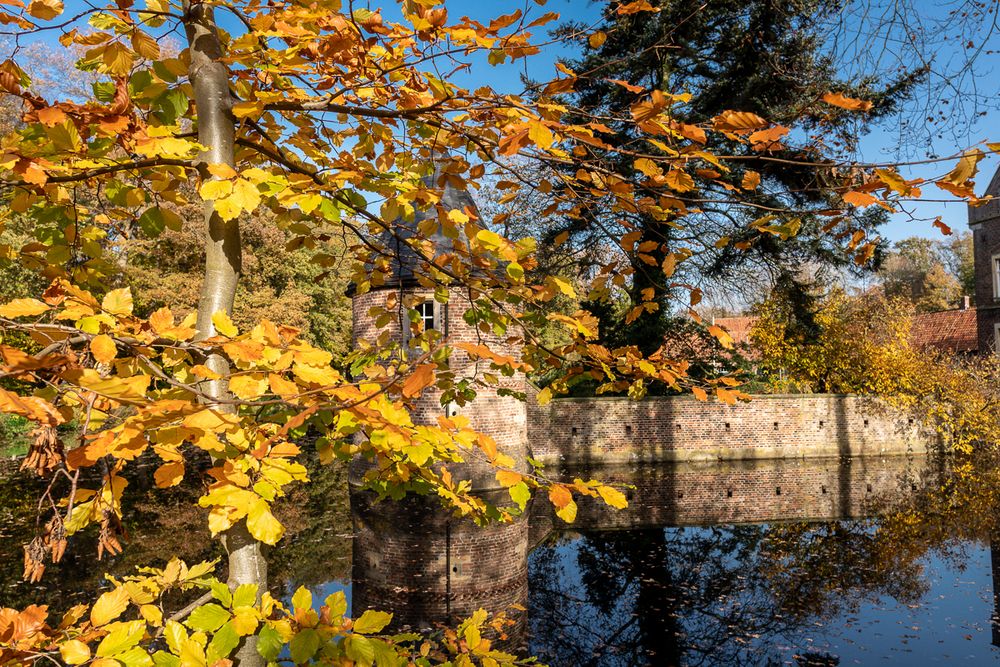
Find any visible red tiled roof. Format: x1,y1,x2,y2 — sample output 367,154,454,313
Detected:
713,316,757,346
909,308,978,353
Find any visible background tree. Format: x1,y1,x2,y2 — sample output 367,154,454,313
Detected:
878,236,966,312
543,0,921,354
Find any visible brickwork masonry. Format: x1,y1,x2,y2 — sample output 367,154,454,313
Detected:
526,391,934,465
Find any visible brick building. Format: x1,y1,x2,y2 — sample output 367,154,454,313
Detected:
970,165,1000,352
349,162,529,641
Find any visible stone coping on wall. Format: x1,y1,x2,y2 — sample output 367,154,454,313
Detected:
526,392,934,466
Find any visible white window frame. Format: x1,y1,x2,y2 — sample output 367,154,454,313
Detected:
417,300,436,332
992,254,1000,298
994,323,1000,354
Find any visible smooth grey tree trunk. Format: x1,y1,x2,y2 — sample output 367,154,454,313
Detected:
183,4,264,667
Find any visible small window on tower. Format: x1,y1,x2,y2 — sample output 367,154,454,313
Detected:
993,254,1000,298
418,300,436,332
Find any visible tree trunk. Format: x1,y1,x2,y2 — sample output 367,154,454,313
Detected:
183,4,263,667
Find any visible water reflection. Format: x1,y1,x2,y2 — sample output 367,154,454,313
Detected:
6,452,1000,665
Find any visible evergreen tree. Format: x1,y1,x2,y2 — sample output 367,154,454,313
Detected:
547,0,922,354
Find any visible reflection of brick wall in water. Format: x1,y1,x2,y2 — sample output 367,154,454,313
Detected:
527,393,934,464
529,455,942,544
351,491,528,646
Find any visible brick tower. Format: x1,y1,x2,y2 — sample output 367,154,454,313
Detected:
970,166,1000,353
348,161,529,642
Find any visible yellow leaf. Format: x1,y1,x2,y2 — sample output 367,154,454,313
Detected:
90,335,117,364
200,179,233,200
556,498,577,523
691,386,708,401
633,157,662,179
707,324,734,349
247,497,284,545
597,485,628,509
90,586,129,627
549,276,576,298
230,374,268,400
0,298,49,318
102,288,133,317
231,178,262,215
211,310,238,337
184,409,239,431
60,640,91,665
588,30,607,48
536,386,553,406
528,120,554,149
402,363,436,398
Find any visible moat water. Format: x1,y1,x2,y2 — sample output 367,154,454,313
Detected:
3,453,1000,665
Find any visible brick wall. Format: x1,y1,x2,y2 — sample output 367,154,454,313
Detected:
527,392,933,465
973,219,1000,352
351,490,528,647
351,287,528,485
529,454,938,545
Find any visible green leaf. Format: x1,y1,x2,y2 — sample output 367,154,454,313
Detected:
290,586,312,614
231,583,258,609
352,609,392,635
96,621,146,658
186,603,230,633
289,628,320,664
209,580,232,607
344,635,375,666
117,645,154,667
509,482,531,511
207,622,239,662
324,591,347,619
256,624,283,662
152,651,180,667
163,620,187,655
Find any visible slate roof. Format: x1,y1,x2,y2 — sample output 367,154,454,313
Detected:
378,162,479,286
909,307,978,353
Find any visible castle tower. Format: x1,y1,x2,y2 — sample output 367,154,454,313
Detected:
348,160,530,643
970,166,1000,353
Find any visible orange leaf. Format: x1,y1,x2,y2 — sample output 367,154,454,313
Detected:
0,298,49,318
548,484,573,509
821,92,873,111
90,335,117,364
402,363,436,398
153,461,184,488
842,191,879,208
691,386,707,401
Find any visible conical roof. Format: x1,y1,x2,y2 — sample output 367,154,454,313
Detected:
969,165,1000,226
378,162,479,286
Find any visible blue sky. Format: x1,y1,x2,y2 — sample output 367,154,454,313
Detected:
28,0,1000,244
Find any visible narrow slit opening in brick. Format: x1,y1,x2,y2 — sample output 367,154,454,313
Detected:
773,421,779,430
726,489,733,498
625,425,632,436
724,422,730,430
775,486,782,496
821,485,827,494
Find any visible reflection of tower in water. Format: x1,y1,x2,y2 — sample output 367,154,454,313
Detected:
348,159,530,649
350,489,529,647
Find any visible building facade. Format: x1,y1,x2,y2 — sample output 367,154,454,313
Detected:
971,166,1000,353
348,163,530,641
